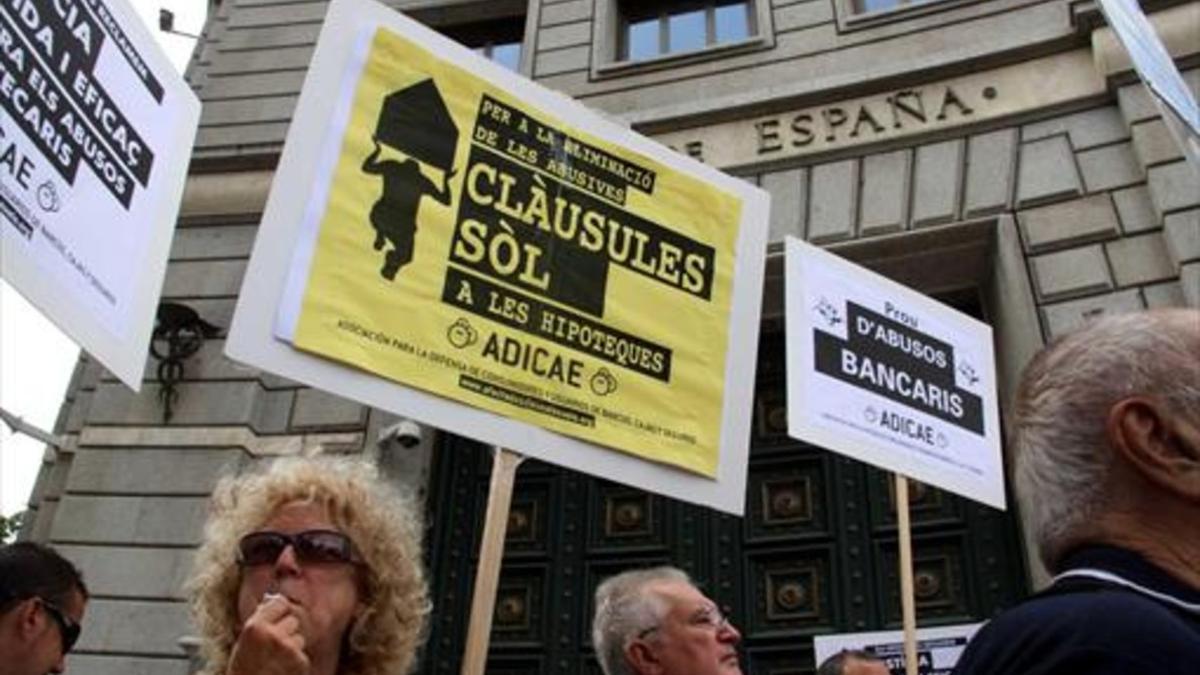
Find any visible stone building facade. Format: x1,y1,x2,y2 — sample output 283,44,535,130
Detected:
20,1,1199,674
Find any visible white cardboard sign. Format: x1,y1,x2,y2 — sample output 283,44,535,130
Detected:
1096,0,1199,136
785,238,1005,510
226,0,768,515
813,623,984,675
0,0,200,389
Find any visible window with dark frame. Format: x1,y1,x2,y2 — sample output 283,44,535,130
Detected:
619,0,755,62
439,16,525,71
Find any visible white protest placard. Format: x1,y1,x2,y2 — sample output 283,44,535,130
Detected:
814,623,984,675
226,0,768,515
785,237,1004,509
1095,0,1200,172
1096,0,1199,136
0,0,200,389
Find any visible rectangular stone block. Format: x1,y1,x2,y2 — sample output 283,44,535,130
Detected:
760,168,807,242
1143,281,1187,308
1031,245,1112,301
179,171,272,220
541,0,593,26
1181,263,1200,307
1017,194,1121,253
1164,209,1200,266
1112,185,1159,234
75,599,192,656
1132,118,1183,167
292,388,367,430
537,21,593,51
774,1,834,32
66,655,189,675
66,448,242,495
1118,83,1157,124
228,2,327,28
1022,107,1128,150
87,381,293,433
1078,142,1143,193
1148,161,1200,219
1106,233,1176,287
964,128,1017,216
1017,135,1083,207
170,225,258,261
161,260,248,299
56,545,196,600
52,496,209,546
220,23,322,51
64,390,93,433
912,140,962,227
207,45,315,75
26,501,57,541
807,160,857,243
534,44,590,76
1041,289,1145,339
859,150,909,236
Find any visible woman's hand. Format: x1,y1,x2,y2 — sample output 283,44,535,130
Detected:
226,595,310,675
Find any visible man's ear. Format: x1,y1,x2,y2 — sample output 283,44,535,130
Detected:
14,598,45,640
1107,397,1200,502
626,639,663,675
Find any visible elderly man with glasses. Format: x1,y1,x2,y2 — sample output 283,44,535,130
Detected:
0,542,88,675
592,566,743,675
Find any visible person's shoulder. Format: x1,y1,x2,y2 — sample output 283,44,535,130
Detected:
951,589,1200,675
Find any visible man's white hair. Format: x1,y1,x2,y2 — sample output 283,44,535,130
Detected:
592,566,691,675
1012,309,1199,572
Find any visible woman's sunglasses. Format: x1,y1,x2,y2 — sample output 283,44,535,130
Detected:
38,597,81,653
236,530,361,567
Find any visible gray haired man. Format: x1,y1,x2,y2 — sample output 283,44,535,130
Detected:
952,309,1200,674
592,566,742,675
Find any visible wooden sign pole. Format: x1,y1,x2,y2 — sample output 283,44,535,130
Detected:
461,447,525,675
895,473,918,675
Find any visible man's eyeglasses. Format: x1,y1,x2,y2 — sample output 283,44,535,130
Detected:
236,529,361,567
38,598,81,653
636,606,730,639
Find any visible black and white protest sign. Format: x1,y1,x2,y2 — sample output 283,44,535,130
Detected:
814,623,983,675
786,238,1004,509
0,0,199,388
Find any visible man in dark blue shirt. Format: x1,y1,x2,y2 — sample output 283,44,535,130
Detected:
952,309,1200,674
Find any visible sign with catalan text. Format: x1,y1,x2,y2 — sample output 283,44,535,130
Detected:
229,0,768,514
0,0,199,388
785,238,1004,510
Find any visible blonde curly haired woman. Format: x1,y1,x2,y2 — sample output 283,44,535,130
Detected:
188,457,429,675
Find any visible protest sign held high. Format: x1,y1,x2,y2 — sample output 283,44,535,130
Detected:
229,0,769,515
785,237,1005,510
0,0,199,388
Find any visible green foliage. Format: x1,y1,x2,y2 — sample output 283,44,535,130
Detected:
1,511,25,543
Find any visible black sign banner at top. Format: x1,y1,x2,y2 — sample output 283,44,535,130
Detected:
814,301,984,435
80,0,165,103
1,1,159,210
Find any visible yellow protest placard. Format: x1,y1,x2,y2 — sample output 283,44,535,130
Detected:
291,26,744,478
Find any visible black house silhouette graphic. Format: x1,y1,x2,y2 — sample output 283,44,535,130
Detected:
363,78,459,280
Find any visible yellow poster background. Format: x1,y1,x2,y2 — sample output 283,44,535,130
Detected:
294,27,742,477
